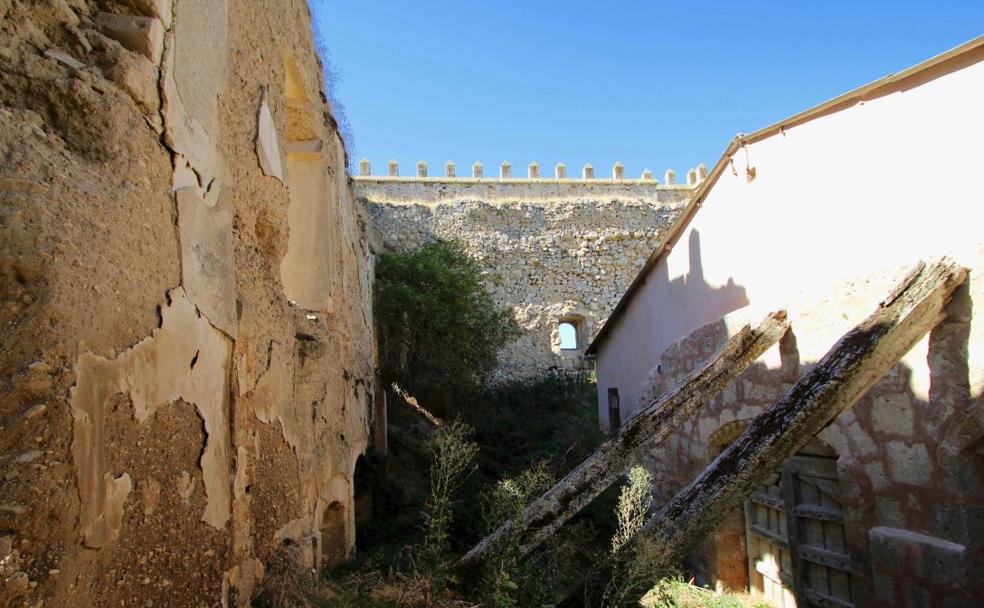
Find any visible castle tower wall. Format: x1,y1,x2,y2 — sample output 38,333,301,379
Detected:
356,171,694,379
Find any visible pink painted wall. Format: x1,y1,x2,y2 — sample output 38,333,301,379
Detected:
596,52,984,425
594,45,984,603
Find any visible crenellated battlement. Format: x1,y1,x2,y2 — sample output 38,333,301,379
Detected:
353,159,703,205
355,158,707,185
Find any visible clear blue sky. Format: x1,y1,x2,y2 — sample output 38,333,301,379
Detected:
310,1,982,178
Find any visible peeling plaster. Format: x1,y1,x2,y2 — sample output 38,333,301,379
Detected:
256,91,286,183
249,341,291,425
162,40,218,189
233,447,249,501
176,185,237,337
70,288,233,548
161,0,229,191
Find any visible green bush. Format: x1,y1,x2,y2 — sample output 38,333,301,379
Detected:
611,467,654,556
479,461,556,607
375,240,521,414
449,373,607,551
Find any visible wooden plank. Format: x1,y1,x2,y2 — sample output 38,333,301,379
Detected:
791,504,842,522
751,491,785,510
750,523,790,549
556,258,967,607
455,311,790,574
799,545,851,572
804,588,855,608
828,568,854,605
781,463,809,607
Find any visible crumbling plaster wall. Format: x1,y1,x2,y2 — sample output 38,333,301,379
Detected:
0,1,375,607
358,178,690,380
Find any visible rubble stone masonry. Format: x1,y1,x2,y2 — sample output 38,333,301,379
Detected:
357,170,694,380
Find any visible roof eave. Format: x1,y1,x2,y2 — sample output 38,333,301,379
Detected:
586,34,984,357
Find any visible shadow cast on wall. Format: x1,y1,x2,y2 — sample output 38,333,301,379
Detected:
639,278,983,606
612,228,749,425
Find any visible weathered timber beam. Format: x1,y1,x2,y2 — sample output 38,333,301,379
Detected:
559,258,967,607
456,310,790,575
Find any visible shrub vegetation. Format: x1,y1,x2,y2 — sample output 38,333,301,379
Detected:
252,241,758,606
374,240,520,414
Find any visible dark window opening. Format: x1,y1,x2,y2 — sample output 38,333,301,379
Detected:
607,387,621,432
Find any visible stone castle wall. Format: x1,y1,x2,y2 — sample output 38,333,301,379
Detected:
357,165,695,380
0,2,375,607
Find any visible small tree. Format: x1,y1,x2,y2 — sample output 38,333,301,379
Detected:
421,420,479,570
375,240,520,412
610,466,654,556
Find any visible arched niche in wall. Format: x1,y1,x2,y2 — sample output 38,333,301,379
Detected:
279,57,336,311
320,501,348,569
704,419,753,593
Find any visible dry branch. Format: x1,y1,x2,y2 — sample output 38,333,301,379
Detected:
456,310,791,574
558,258,967,607
391,382,443,427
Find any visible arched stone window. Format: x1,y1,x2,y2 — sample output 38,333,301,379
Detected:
558,314,586,352
559,321,578,350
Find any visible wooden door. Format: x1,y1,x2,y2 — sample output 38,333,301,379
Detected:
746,470,797,607
745,439,853,608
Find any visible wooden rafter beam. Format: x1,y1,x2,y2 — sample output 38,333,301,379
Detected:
456,310,791,575
559,258,967,607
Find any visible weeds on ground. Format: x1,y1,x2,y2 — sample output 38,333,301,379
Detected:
419,419,478,577
595,468,673,607
479,461,556,607
642,579,771,608
252,542,333,608
610,467,654,556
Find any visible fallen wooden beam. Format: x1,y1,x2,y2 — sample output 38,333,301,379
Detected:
558,258,967,607
456,310,790,575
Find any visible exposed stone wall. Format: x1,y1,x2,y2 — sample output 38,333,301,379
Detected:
0,2,375,607
357,176,691,380
635,259,984,605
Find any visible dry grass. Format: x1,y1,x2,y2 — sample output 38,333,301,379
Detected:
252,543,332,608
642,579,770,608
252,545,477,608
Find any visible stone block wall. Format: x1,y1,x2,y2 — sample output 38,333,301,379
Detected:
0,1,375,607
634,259,984,606
357,172,693,380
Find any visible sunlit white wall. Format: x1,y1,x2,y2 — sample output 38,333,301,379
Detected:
597,55,984,425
